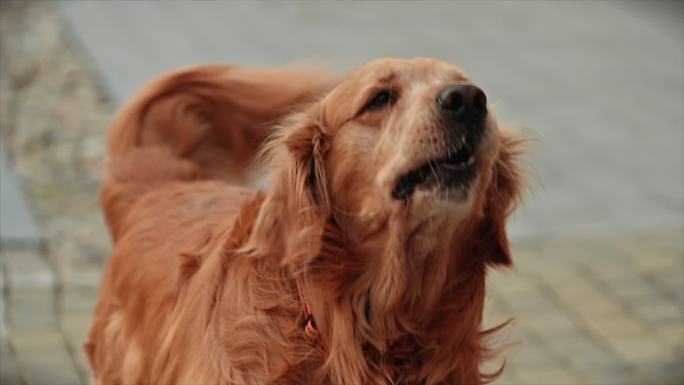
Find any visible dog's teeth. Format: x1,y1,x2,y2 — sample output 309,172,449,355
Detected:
467,156,475,165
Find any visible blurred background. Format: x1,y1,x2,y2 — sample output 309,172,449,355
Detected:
0,1,682,384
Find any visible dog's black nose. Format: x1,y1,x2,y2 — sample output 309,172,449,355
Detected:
437,85,487,122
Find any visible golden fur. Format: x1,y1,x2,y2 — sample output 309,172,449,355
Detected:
85,59,523,385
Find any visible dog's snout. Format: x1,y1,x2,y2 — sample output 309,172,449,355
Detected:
437,85,487,121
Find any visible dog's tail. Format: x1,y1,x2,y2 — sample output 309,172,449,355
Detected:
101,65,335,238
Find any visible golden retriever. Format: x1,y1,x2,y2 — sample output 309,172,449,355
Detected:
85,58,523,385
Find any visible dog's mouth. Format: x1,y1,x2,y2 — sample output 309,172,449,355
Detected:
392,142,478,201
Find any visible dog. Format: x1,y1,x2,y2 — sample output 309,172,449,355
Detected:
85,58,523,385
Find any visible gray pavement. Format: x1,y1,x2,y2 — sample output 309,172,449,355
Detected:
59,0,684,241
0,146,42,249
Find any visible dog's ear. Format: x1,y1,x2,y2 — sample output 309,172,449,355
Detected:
244,108,330,266
477,132,524,267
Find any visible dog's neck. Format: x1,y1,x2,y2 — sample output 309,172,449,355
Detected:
225,194,492,384
296,213,489,385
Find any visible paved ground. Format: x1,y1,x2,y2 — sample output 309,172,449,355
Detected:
0,146,42,248
2,228,682,385
1,2,682,385
59,0,684,241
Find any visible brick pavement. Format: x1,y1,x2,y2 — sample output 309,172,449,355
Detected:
485,227,684,384
1,228,682,385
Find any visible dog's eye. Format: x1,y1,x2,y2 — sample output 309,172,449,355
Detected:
361,89,397,114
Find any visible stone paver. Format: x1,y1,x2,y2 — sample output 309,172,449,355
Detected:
0,333,21,385
1,2,683,385
1,249,84,385
0,146,42,249
488,230,684,384
59,287,99,380
11,332,81,385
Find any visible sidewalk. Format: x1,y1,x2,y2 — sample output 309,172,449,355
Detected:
1,2,682,384
1,3,111,383
489,228,683,384
2,230,682,384
58,0,684,241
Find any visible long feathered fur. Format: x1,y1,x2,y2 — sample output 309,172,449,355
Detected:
85,61,523,385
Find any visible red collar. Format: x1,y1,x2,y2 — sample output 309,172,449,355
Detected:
302,303,327,355
298,282,326,355
302,303,319,340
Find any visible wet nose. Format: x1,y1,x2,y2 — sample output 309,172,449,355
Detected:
436,84,487,122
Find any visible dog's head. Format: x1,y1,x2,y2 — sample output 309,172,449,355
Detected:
248,58,522,269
